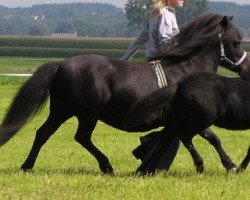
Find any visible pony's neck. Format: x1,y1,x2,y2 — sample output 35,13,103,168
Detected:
191,46,220,72
162,45,220,83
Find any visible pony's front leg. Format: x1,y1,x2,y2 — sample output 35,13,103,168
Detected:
75,118,113,174
199,128,237,172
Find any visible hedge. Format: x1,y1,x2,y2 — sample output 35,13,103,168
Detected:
0,46,145,58
0,36,147,58
0,36,248,58
0,36,135,50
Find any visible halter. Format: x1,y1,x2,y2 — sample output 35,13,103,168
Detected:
219,33,247,68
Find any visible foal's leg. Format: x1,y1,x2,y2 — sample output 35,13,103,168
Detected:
181,138,204,173
21,111,71,171
75,118,113,174
199,128,237,172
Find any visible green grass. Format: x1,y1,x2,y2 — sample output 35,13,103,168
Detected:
0,55,245,76
0,56,249,199
0,56,62,73
0,85,249,199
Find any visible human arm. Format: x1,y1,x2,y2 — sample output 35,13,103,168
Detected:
120,21,149,60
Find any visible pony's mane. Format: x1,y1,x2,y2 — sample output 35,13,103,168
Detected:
159,13,236,61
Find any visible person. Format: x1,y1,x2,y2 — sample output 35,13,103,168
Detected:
121,0,185,61
121,0,185,172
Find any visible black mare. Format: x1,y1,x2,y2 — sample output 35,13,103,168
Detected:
124,72,250,174
0,13,248,174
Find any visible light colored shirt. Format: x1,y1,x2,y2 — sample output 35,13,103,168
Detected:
121,7,179,61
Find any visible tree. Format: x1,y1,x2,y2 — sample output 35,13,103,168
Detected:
0,25,6,35
54,21,75,33
29,23,49,36
124,0,209,29
124,0,152,30
176,0,209,26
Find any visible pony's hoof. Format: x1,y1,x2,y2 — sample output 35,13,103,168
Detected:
236,167,245,173
100,163,114,175
135,167,146,175
228,167,238,173
196,165,204,174
20,166,33,173
136,166,156,176
20,163,34,172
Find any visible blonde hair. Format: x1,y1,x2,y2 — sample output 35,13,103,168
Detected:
150,0,168,16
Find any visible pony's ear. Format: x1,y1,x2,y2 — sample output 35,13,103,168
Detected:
221,16,233,29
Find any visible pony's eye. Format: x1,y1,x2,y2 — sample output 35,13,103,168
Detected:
233,41,240,48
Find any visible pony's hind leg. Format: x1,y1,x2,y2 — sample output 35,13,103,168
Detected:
237,146,250,173
199,128,237,172
181,138,204,173
21,110,71,171
74,118,113,174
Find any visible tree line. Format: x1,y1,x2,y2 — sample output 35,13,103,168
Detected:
0,1,249,37
125,0,209,28
209,1,250,36
0,3,135,37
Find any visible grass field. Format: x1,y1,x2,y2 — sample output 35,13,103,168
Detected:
0,56,243,76
0,57,249,199
0,57,62,74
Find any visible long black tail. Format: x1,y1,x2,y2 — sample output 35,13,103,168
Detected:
124,84,178,131
0,62,60,146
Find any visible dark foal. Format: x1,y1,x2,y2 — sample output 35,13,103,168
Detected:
125,72,250,174
0,13,248,174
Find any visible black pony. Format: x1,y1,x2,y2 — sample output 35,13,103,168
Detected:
0,13,248,174
124,72,250,174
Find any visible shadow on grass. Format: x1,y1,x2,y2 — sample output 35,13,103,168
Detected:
0,166,244,178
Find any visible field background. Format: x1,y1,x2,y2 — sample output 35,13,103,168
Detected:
0,37,249,199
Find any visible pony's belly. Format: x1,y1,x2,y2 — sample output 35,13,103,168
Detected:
214,120,250,130
100,118,160,132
